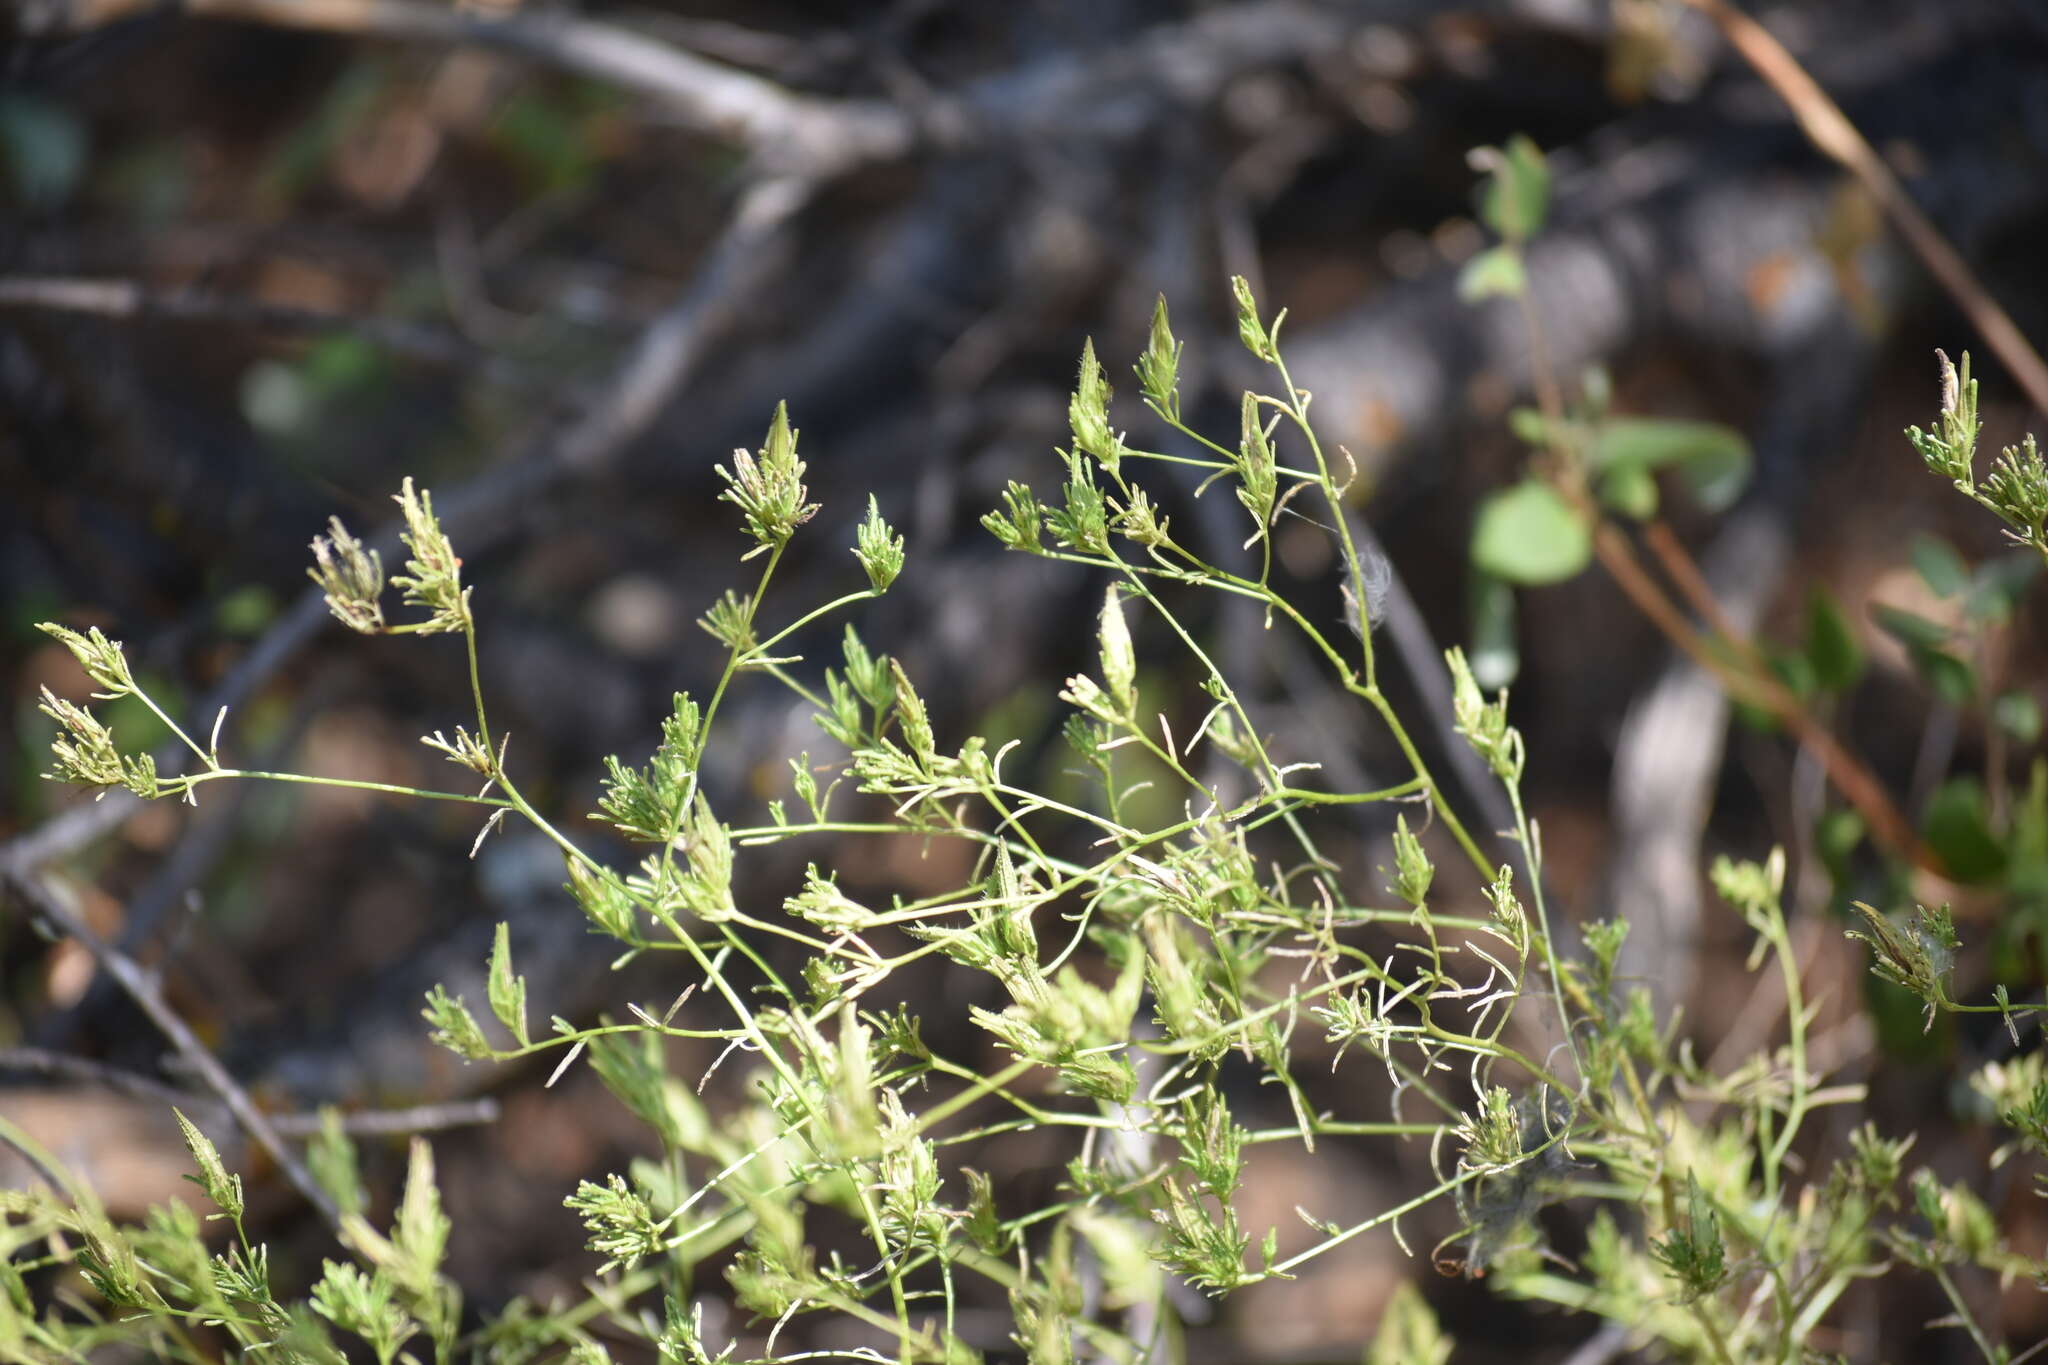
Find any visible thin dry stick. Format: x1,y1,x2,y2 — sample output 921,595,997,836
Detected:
0,1124,73,1197
1683,0,2048,417
1635,519,1927,864
0,178,805,879
0,1047,500,1137
0,867,340,1227
1498,79,1928,869
1642,520,1771,675
284,1100,500,1138
16,0,914,180
1503,161,1925,864
1590,522,1925,866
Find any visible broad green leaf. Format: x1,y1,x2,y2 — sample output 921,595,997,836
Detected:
1457,245,1525,302
1592,418,1752,512
1805,587,1865,692
1924,777,2006,883
1910,534,1970,598
1869,603,1951,650
1471,480,1591,585
1911,644,1976,705
1598,463,1658,520
1969,552,2040,623
1770,648,1817,700
1677,439,1753,513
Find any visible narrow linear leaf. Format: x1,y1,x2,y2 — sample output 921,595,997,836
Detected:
487,922,530,1048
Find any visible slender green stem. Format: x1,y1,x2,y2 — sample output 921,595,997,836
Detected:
1505,782,1582,1084
753,588,881,656
133,690,212,767
463,616,492,758
913,1057,1040,1133
183,769,513,807
1760,905,1810,1200
1263,1167,1482,1276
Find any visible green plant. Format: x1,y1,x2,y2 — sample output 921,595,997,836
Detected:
13,277,2048,1365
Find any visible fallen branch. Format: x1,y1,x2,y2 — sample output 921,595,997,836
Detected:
14,0,1517,182
0,866,340,1226
0,1047,500,1137
14,0,914,179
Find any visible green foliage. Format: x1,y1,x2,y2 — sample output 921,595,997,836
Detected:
23,277,2048,1365
1458,134,1547,302
1804,586,1865,692
1364,1280,1452,1365
718,402,821,560
853,495,905,592
1470,479,1589,584
1649,1172,1729,1304
1915,350,2048,562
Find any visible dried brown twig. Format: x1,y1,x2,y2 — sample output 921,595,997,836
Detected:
1591,520,1927,867
1681,0,2048,417
0,1047,500,1137
0,866,340,1226
14,0,914,180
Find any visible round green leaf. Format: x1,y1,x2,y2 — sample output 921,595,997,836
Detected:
1470,480,1591,586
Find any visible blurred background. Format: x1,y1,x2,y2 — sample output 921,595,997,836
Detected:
5,0,2048,1359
